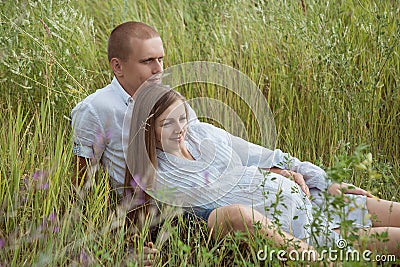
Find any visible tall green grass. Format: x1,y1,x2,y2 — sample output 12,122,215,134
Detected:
1,0,399,265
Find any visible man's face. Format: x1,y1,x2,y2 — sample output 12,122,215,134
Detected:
117,37,164,95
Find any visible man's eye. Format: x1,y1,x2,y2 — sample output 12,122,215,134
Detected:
179,117,186,121
142,59,152,64
158,57,164,62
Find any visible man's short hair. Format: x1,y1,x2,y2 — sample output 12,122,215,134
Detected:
107,21,160,62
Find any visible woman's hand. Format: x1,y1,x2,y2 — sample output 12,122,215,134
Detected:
327,182,374,198
270,168,310,198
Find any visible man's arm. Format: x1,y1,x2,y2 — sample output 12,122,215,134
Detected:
72,155,90,187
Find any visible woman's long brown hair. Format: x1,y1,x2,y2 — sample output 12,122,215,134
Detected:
124,82,187,227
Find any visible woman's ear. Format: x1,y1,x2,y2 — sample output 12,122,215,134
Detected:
110,58,123,77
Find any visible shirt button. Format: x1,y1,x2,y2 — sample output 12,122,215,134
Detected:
128,98,133,103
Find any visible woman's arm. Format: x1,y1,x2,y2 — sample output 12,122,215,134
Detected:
272,153,332,191
269,167,311,198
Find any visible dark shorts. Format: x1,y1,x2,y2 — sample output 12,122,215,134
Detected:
183,207,214,222
148,207,213,241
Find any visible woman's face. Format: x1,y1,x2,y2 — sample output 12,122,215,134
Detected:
154,100,188,154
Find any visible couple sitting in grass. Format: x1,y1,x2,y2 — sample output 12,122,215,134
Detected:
124,81,400,259
72,22,399,265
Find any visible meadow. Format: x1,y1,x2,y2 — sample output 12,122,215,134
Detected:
0,0,399,266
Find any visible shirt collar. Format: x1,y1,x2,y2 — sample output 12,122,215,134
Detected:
111,77,134,106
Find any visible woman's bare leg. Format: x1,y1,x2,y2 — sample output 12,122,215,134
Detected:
366,198,400,227
354,227,400,258
207,204,315,254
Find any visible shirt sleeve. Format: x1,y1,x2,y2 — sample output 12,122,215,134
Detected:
192,122,277,168
272,150,332,191
71,101,106,162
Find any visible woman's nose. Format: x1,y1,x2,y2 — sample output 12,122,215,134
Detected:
174,128,182,134
174,124,185,134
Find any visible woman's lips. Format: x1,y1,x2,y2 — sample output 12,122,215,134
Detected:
170,135,183,142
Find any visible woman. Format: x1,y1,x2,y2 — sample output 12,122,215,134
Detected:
125,83,400,256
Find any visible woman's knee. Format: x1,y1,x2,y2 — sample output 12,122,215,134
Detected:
208,204,268,233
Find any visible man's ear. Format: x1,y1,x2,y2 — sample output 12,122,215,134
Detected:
110,58,123,77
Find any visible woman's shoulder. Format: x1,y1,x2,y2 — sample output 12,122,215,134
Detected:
188,122,229,141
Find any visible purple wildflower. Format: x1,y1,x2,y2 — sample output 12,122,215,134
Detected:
0,238,4,249
41,182,49,190
136,191,146,205
80,249,88,265
105,128,112,140
53,226,60,233
94,129,105,145
48,212,56,222
204,171,210,185
30,170,49,190
93,128,112,151
92,129,106,159
124,188,132,200
32,170,46,180
130,175,139,188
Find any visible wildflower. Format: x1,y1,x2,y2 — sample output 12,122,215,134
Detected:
29,170,49,190
48,212,56,222
0,238,4,249
32,170,46,180
92,130,105,158
105,129,112,140
80,249,88,265
131,175,139,187
93,128,112,153
92,128,113,165
24,175,30,186
135,191,146,205
53,226,60,233
41,182,49,190
204,171,210,185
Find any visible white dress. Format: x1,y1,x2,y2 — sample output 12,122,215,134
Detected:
154,122,371,246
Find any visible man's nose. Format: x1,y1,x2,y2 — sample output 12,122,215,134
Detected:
152,60,163,74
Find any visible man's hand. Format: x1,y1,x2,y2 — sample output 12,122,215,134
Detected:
270,168,310,198
140,242,158,267
327,182,374,198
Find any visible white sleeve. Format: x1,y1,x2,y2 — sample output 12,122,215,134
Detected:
192,122,277,168
230,135,278,168
272,151,332,191
71,101,105,161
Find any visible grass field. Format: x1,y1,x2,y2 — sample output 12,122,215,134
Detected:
1,0,399,266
